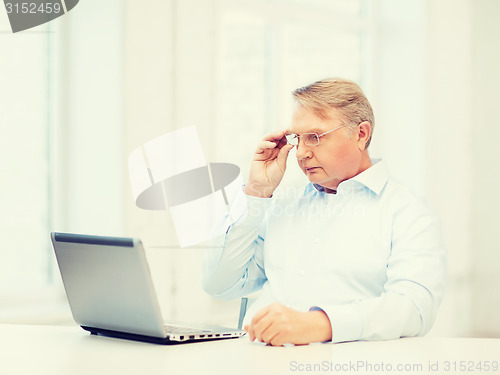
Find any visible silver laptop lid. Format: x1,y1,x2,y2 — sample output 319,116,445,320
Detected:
51,232,167,338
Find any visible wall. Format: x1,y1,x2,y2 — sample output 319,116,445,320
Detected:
424,0,474,336
469,0,500,337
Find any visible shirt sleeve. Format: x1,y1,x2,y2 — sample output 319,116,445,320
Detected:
201,190,272,300
312,197,447,343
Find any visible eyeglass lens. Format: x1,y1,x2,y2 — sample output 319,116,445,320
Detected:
285,134,298,145
285,133,319,146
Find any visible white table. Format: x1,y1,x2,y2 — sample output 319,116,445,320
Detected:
0,324,499,375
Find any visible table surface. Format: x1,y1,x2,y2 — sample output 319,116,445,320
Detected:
0,324,499,375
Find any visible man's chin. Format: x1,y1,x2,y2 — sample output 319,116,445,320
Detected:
304,173,336,189
305,174,327,185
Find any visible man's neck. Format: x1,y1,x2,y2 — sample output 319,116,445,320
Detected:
323,151,372,194
358,151,373,174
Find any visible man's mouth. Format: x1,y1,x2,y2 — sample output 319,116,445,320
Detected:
305,167,320,173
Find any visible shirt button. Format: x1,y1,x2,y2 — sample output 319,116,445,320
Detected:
299,270,306,276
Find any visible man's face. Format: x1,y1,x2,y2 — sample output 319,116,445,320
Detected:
290,105,365,191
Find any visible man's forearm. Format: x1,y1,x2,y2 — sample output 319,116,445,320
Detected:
201,194,270,297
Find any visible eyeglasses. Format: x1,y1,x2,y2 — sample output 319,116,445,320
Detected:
285,125,346,146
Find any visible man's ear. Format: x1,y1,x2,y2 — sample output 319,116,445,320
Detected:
357,121,371,151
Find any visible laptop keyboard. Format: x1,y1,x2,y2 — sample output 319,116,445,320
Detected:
164,324,211,334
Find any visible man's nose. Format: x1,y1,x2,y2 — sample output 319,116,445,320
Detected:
295,141,312,160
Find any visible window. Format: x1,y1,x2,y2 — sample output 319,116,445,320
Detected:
0,13,53,297
157,0,374,325
0,2,123,323
1,0,373,325
213,0,372,188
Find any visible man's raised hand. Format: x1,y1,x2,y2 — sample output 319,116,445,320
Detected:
244,130,294,198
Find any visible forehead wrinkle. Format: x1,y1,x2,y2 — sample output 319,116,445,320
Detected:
291,105,341,134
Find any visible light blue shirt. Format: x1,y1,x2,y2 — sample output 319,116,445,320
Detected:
202,159,447,343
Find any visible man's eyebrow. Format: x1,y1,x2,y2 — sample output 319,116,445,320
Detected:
292,128,324,134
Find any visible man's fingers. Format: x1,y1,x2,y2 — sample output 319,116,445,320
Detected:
247,306,270,342
244,324,255,342
255,140,277,154
260,324,280,345
253,316,274,343
277,144,294,161
251,305,270,325
269,332,285,346
262,129,288,143
245,129,289,200
273,144,292,174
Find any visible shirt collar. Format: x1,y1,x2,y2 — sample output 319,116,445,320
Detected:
350,158,389,195
311,158,389,196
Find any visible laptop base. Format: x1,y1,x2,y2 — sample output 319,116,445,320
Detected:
81,326,243,345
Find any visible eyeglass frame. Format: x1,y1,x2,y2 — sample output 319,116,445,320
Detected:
285,124,346,147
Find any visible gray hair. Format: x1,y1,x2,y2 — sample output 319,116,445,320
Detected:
292,78,375,148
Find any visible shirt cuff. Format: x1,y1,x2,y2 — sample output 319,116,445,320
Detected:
236,192,273,228
310,303,363,343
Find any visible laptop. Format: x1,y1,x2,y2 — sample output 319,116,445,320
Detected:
50,232,245,344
